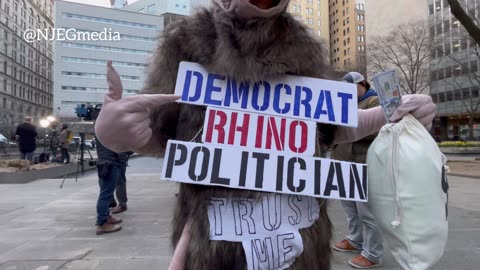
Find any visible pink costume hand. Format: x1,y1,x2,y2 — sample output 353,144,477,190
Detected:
334,94,437,145
94,60,179,153
168,219,192,270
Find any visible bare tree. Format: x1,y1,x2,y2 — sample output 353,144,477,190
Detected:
447,0,480,46
368,21,431,95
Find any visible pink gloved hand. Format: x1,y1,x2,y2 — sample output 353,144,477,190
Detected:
334,94,436,145
94,60,179,153
390,94,436,130
168,219,192,270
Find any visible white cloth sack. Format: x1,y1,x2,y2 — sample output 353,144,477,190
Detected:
366,114,448,270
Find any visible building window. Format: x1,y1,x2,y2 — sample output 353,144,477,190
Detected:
462,88,470,99
446,91,453,101
472,86,479,98
437,92,444,102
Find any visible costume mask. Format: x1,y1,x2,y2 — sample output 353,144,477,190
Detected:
212,0,290,18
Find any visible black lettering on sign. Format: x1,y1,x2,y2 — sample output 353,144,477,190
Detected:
262,194,282,231
287,157,306,193
288,195,302,225
188,146,210,181
324,162,346,198
349,164,366,200
232,200,257,236
276,156,285,192
165,143,188,178
314,160,322,195
238,151,249,187
277,233,295,267
208,199,225,236
252,153,270,188
251,237,275,270
211,148,230,186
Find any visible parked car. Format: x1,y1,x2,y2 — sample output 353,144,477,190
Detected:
0,133,7,145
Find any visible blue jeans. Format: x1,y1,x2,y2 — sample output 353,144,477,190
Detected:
21,152,34,162
96,164,121,226
341,200,384,264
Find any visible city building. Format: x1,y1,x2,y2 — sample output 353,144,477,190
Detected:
54,0,163,119
428,0,480,140
328,0,366,75
0,0,54,137
111,0,128,9
122,0,189,27
122,0,190,16
287,0,330,44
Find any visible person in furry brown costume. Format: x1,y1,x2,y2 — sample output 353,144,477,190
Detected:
141,1,334,269
94,0,437,269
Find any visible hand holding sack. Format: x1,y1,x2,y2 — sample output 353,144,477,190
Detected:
367,100,447,269
94,61,179,153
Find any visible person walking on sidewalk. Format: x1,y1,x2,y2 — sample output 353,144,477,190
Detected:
15,116,37,162
95,134,128,235
332,72,384,269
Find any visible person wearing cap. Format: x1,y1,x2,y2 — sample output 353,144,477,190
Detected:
332,71,384,269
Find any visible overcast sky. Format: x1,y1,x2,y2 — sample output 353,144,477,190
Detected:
66,0,428,37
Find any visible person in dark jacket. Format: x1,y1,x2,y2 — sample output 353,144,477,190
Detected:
15,116,37,162
332,72,384,269
95,134,128,235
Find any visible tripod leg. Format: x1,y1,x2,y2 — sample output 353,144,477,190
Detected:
60,143,81,188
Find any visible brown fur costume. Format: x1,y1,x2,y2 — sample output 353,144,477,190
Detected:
141,4,336,269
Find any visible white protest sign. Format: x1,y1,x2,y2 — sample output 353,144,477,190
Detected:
207,194,320,270
175,61,358,127
203,107,317,156
161,140,368,202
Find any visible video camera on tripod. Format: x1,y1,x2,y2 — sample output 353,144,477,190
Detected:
75,104,102,121
60,103,102,188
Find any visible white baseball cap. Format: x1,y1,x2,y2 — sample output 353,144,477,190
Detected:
342,72,365,84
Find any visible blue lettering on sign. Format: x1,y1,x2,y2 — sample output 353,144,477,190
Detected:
337,92,353,124
293,86,313,118
252,81,271,111
204,74,225,106
273,84,291,114
314,90,335,122
225,80,250,109
182,70,204,102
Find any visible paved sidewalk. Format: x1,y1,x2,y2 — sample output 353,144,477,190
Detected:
0,157,479,270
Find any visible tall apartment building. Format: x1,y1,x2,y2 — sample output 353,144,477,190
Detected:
328,0,366,75
123,0,190,16
428,0,480,140
0,0,54,137
122,0,189,27
287,0,330,44
54,0,163,119
111,0,128,9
